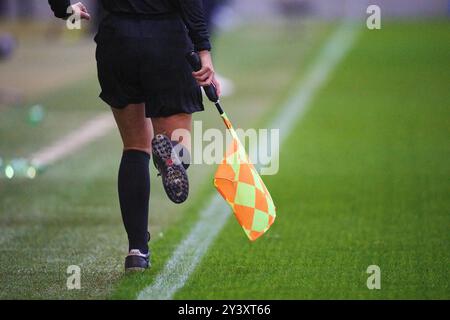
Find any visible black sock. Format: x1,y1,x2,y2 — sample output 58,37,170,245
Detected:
118,150,150,254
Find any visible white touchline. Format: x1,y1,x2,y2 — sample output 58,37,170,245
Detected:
29,113,115,168
138,195,229,300
138,22,361,300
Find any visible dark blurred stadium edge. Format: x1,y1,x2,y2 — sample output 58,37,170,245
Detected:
0,0,448,53
0,0,448,105
0,0,449,23
0,0,448,47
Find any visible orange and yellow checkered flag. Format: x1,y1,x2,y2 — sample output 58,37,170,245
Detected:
214,113,277,241
185,51,276,241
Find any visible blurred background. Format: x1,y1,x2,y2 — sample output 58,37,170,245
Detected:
0,1,448,299
0,0,448,19
0,0,448,107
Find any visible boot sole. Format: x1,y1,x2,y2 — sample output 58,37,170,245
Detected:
152,134,189,204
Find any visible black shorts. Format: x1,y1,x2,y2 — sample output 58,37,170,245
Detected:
94,13,204,118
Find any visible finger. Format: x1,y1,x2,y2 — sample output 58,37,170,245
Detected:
192,66,212,77
213,79,221,97
80,12,91,20
79,3,88,12
193,69,212,81
199,74,214,87
199,74,214,86
192,70,208,78
194,72,211,82
211,78,220,97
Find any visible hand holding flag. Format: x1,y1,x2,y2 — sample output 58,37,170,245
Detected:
186,52,277,241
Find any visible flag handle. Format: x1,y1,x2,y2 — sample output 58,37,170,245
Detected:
186,51,224,115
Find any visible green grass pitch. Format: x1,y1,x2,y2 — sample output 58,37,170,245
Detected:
173,21,450,299
0,21,448,299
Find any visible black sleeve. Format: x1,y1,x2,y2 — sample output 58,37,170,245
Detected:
48,0,71,19
176,0,212,52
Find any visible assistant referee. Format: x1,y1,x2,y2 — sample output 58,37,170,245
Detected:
48,0,221,272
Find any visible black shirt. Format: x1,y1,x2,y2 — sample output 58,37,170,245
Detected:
48,0,211,51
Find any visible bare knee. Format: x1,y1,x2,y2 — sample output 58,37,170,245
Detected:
112,104,153,155
121,134,152,156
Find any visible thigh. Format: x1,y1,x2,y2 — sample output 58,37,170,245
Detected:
151,113,192,147
112,104,153,155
